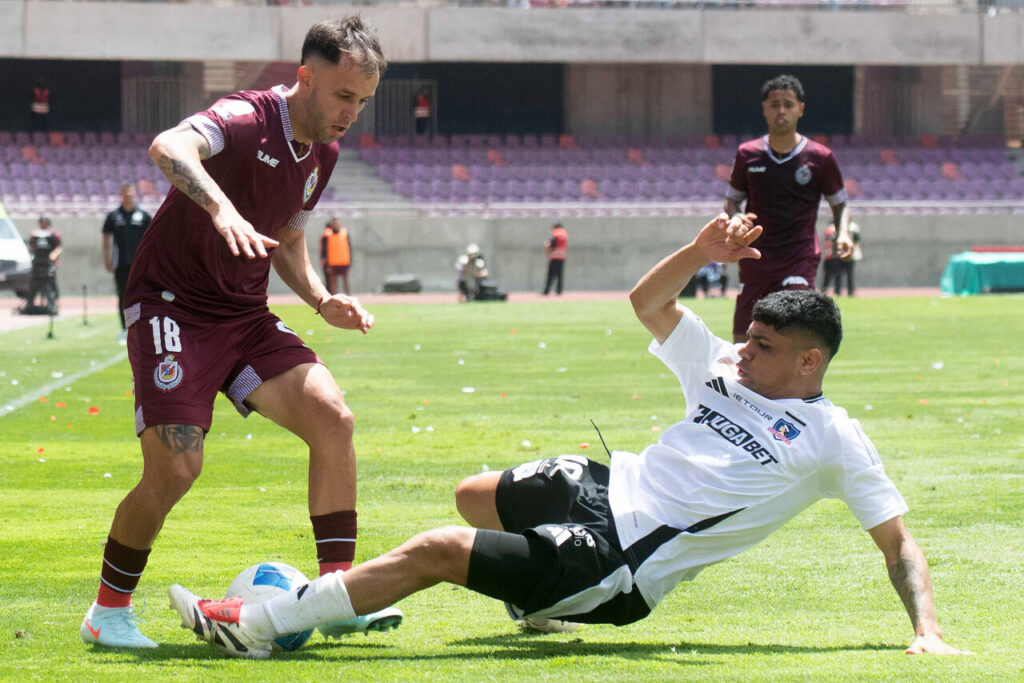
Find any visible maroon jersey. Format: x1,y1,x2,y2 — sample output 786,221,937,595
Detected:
726,136,846,284
126,87,338,318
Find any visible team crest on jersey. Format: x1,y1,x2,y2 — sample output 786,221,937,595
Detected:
154,354,184,392
795,164,812,185
770,418,801,444
304,166,319,202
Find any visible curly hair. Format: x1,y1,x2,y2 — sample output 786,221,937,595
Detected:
761,74,805,102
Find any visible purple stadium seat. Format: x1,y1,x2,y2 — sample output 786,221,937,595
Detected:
50,178,71,197
31,178,54,195
486,179,507,200
468,179,487,199
393,179,412,198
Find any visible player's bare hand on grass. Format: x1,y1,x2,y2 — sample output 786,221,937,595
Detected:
320,295,374,334
905,633,972,656
696,213,763,264
213,208,279,259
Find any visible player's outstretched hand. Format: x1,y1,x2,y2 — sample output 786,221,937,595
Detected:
212,208,279,259
905,633,972,655
319,295,375,334
695,213,763,264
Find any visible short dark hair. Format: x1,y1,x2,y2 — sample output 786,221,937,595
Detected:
301,16,387,77
761,74,805,102
752,289,842,358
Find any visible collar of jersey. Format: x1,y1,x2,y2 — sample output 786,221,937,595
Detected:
272,85,311,164
760,134,807,165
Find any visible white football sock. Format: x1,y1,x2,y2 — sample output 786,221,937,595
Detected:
239,603,275,638
262,571,356,635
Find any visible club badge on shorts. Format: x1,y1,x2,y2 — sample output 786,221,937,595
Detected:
304,166,319,202
154,354,184,392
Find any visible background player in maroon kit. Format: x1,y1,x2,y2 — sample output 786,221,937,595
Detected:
81,17,401,649
724,74,853,342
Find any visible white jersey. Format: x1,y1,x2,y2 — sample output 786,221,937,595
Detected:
608,308,907,610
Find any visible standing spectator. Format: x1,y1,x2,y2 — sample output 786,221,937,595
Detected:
413,89,431,136
320,217,352,296
820,224,842,296
23,216,61,314
542,222,568,296
103,183,152,342
79,17,400,651
839,222,862,297
723,74,852,342
822,222,861,297
31,79,50,132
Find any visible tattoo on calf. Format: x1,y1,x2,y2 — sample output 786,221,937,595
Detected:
888,556,925,627
154,424,204,453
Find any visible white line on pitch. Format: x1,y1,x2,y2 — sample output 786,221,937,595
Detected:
0,350,127,419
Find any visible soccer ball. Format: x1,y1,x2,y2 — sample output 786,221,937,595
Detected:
225,562,314,651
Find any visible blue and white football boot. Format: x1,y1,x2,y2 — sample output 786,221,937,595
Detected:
81,602,158,649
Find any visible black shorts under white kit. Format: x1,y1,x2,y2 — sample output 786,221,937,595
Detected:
465,455,650,626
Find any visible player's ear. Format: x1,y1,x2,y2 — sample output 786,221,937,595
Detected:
297,64,314,92
799,347,823,376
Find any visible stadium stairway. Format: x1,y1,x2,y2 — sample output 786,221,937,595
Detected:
326,149,411,206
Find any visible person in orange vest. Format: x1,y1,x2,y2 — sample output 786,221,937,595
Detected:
413,89,431,136
320,218,352,296
543,222,568,295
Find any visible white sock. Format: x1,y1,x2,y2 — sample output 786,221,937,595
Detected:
239,603,275,638
261,571,356,635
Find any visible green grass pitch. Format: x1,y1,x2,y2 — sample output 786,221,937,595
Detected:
1,295,1022,681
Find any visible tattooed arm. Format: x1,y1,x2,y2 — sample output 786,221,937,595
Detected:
867,516,969,655
148,122,278,259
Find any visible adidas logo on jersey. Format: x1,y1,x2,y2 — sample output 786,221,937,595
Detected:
749,166,767,173
257,150,279,168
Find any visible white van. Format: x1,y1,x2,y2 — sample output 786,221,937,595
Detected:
0,201,32,297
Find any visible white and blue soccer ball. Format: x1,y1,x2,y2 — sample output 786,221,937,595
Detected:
225,562,313,651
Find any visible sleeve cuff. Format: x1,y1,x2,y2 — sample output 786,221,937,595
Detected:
184,114,225,157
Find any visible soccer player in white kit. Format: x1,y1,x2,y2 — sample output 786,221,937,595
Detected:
169,214,967,658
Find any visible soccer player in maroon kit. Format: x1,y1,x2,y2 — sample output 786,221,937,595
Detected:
724,74,853,342
81,18,401,649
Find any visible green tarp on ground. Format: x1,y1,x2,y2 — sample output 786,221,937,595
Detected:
940,251,1024,295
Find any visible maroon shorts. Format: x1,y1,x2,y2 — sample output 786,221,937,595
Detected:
125,302,321,435
733,270,817,338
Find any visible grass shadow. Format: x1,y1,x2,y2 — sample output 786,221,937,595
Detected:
112,634,902,667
